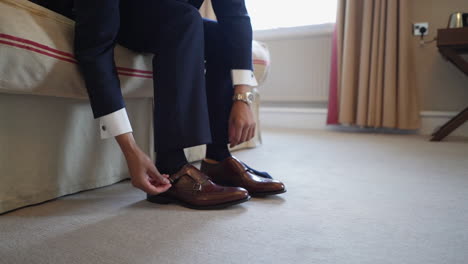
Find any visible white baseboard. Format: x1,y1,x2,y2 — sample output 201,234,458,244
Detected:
260,107,468,137
260,107,328,130
419,111,468,137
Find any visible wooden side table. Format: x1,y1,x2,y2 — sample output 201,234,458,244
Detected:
431,27,468,141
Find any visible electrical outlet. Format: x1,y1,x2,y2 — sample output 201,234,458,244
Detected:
413,22,429,36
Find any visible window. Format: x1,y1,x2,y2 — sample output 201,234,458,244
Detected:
246,0,338,30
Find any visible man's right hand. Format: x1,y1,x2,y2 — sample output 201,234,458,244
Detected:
116,133,172,195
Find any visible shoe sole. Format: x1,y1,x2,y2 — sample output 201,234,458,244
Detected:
147,195,251,210
250,188,287,197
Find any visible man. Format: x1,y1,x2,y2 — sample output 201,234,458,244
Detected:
32,0,286,209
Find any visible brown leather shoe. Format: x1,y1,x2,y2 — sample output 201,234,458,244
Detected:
147,164,250,209
200,157,286,196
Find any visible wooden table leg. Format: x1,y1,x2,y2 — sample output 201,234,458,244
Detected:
431,106,468,141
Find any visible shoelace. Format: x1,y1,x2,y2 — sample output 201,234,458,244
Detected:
242,162,273,179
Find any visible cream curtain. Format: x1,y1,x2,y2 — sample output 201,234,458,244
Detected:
335,0,420,129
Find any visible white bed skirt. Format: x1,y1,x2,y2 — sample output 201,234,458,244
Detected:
0,94,152,213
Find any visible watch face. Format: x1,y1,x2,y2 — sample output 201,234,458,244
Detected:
247,93,255,102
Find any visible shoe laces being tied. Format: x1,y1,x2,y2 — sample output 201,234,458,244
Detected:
230,157,273,179
241,162,273,179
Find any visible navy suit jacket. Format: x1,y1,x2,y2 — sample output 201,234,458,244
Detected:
31,0,253,119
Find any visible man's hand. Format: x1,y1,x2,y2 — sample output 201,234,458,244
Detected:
116,133,171,195
229,85,256,148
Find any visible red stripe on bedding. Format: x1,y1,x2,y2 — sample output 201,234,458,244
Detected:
0,39,153,79
116,66,153,74
117,72,153,79
253,59,268,65
0,33,75,59
1,33,267,78
0,33,154,75
0,39,78,64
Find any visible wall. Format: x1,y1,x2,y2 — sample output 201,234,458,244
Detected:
410,0,468,111
256,1,468,112
254,24,334,105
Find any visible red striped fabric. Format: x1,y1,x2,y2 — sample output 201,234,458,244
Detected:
253,59,268,65
0,33,75,59
0,33,153,79
0,39,78,64
116,66,153,74
0,33,269,79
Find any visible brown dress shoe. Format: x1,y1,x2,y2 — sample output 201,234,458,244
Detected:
200,157,286,196
147,164,250,210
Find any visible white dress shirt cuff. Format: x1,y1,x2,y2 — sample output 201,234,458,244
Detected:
99,108,133,139
231,69,258,87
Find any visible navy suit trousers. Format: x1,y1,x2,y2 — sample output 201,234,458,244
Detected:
33,0,252,151
118,0,235,151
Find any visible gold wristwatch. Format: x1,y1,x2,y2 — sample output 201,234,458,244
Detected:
232,92,255,105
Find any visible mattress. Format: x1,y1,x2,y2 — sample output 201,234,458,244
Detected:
0,0,270,100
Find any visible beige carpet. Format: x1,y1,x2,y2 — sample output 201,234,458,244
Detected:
1,128,468,264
